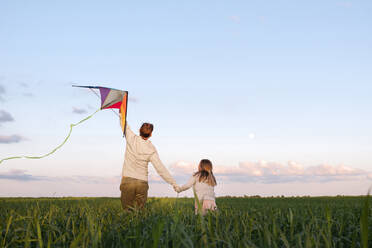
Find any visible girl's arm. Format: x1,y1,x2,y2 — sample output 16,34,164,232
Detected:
179,175,196,192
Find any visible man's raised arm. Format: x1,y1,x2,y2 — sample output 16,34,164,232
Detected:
122,118,136,144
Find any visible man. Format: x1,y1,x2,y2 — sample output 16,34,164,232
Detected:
120,122,178,210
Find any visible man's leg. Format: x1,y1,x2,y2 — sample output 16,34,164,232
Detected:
120,178,136,210
134,181,149,209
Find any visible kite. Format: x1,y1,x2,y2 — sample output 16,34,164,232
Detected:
72,85,128,135
0,85,128,165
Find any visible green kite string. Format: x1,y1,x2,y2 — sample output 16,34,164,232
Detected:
0,109,100,165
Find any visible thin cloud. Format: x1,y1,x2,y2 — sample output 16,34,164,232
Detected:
129,97,138,103
87,104,95,110
0,84,5,101
23,92,34,97
170,160,371,184
229,15,240,24
2,162,370,186
64,175,120,184
19,82,29,88
0,110,14,124
72,107,87,114
0,170,120,184
258,16,266,24
337,2,352,8
0,169,44,181
0,135,26,144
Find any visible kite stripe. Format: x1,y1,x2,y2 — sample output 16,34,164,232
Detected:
121,92,128,137
72,85,122,91
0,109,100,165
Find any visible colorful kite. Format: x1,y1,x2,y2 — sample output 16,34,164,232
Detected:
72,85,128,136
0,85,128,165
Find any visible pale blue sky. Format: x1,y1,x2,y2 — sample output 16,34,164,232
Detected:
0,0,371,196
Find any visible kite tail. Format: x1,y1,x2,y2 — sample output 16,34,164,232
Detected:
0,109,100,165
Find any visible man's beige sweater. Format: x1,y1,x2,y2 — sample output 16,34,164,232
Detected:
121,124,176,186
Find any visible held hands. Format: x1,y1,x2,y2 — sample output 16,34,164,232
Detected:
173,185,181,193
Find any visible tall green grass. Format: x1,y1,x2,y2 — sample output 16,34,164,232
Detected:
0,196,370,247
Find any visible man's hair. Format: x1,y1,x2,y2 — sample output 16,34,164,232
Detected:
140,123,154,138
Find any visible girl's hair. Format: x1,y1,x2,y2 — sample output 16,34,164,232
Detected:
194,159,217,186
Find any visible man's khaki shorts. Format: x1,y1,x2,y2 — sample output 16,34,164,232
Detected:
119,177,149,210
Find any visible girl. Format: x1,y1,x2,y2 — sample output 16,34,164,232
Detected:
176,159,217,214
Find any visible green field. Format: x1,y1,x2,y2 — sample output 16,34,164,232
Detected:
0,196,370,247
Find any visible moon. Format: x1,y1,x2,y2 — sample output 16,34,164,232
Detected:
248,133,255,139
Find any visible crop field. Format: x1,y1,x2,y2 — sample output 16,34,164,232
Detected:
0,196,370,248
